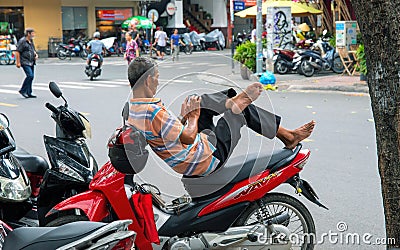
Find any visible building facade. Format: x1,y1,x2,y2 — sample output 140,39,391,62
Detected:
0,0,140,54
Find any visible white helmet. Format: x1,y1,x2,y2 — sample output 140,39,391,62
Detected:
93,32,100,38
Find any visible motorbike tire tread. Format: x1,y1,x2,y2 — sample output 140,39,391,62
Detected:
234,192,316,250
45,215,88,227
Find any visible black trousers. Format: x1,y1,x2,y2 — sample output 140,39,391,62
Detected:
197,88,281,170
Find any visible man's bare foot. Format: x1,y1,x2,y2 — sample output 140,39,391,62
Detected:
276,121,316,149
227,83,263,114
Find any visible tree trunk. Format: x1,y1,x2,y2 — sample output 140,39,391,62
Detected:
350,0,400,248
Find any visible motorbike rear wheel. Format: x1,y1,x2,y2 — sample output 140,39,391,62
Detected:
46,215,88,227
332,56,345,74
234,193,316,250
57,49,67,60
300,60,315,77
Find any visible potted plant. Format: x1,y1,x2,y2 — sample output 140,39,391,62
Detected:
355,44,367,81
233,41,256,80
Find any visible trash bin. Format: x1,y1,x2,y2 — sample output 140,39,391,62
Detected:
48,37,62,57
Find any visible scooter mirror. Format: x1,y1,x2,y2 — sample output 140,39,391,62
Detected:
49,81,63,98
322,29,328,36
0,113,9,131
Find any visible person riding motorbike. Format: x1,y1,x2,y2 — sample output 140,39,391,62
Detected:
86,32,106,70
126,57,315,177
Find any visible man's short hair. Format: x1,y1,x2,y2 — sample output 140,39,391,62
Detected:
24,28,34,36
128,57,157,89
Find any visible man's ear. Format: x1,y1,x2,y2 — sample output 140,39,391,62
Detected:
144,75,152,88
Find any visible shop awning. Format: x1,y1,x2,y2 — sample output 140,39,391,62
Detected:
235,0,323,18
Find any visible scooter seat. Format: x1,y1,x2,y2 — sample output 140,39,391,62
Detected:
3,221,106,250
12,147,49,175
182,145,301,198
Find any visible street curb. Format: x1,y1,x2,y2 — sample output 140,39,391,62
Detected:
278,83,369,94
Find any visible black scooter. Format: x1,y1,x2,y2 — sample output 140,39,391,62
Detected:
85,54,102,80
295,37,344,77
0,82,98,228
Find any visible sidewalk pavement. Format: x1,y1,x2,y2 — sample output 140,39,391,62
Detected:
276,75,369,94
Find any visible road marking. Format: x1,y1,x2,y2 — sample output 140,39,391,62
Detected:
0,89,22,95
91,80,129,86
35,83,92,90
2,84,49,91
60,81,119,88
0,102,18,107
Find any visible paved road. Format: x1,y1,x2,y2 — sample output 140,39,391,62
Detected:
0,52,385,249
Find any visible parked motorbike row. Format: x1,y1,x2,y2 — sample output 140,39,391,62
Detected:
273,34,344,77
0,80,328,249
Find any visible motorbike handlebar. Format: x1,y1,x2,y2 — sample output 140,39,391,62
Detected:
45,103,59,114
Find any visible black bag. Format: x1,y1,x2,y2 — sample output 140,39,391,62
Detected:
108,102,148,175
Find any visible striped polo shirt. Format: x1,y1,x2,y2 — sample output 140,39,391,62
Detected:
127,98,220,176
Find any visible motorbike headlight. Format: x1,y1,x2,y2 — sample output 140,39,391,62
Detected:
0,174,31,202
57,160,85,182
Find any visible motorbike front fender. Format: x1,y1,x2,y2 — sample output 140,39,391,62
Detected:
45,190,109,222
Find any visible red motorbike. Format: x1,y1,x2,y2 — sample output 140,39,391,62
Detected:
45,129,327,250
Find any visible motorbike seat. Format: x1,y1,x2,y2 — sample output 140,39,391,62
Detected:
12,147,49,175
182,145,301,198
3,221,106,250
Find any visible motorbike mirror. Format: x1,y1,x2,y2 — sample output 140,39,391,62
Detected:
49,81,63,98
322,29,328,36
0,113,9,131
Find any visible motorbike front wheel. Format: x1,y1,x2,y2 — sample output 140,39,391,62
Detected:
300,60,315,77
184,46,193,55
80,49,88,60
235,193,316,250
46,215,88,227
332,56,345,74
0,54,10,65
274,59,289,74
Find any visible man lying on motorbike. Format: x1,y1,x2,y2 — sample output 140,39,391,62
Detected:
127,57,315,177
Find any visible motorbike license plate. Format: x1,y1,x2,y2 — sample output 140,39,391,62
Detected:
91,61,99,67
272,55,278,61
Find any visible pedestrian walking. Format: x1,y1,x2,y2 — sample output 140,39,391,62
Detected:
15,28,38,98
153,27,167,60
124,31,139,65
170,29,185,62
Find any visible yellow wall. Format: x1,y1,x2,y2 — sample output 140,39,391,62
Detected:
62,0,139,40
0,0,139,53
0,0,23,6
23,0,63,51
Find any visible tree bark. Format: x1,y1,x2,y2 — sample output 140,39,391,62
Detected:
350,0,400,248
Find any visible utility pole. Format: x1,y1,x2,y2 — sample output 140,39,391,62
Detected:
256,0,263,75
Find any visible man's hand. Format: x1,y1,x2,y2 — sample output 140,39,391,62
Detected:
186,95,201,118
35,53,39,60
16,62,21,68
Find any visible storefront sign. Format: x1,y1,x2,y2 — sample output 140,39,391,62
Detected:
97,9,132,21
244,0,257,6
166,2,176,16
